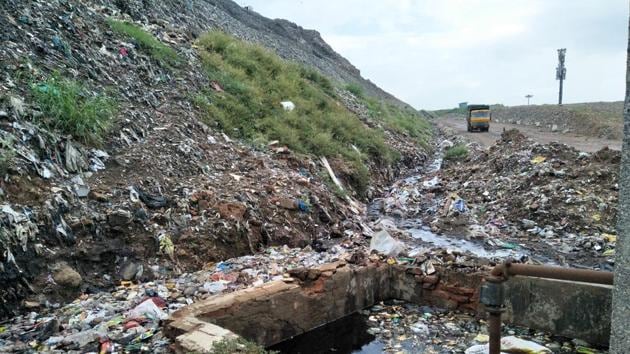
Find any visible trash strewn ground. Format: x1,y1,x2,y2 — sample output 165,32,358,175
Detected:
0,0,427,318
378,130,619,269
0,244,353,353
360,301,605,354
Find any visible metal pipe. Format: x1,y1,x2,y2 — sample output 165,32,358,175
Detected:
485,262,613,354
490,262,613,285
488,312,502,354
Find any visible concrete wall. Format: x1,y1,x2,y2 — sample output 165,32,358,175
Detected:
165,261,612,353
504,276,612,346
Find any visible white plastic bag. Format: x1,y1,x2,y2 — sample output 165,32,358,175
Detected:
369,230,404,257
464,336,551,354
280,101,295,111
128,299,168,320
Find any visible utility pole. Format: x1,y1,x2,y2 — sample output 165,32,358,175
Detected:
525,94,533,105
610,11,630,353
556,48,567,105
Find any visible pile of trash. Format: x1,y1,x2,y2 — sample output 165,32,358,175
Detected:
390,130,620,267
0,0,430,318
362,301,605,354
0,244,353,353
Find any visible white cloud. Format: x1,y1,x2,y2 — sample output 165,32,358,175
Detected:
235,0,627,109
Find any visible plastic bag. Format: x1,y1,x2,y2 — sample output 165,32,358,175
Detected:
369,230,404,257
465,336,551,354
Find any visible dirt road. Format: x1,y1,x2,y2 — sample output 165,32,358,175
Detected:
437,116,621,153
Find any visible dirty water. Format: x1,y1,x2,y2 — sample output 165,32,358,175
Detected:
270,301,607,354
268,313,389,354
406,227,523,259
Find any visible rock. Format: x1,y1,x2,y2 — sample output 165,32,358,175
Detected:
521,219,537,228
120,262,143,281
52,263,82,288
551,124,558,132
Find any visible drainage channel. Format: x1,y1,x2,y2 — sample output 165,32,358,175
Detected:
371,151,558,265
166,152,610,353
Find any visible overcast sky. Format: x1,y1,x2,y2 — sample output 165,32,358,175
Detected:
234,0,628,110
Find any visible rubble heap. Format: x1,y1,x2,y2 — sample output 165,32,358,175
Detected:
427,130,619,266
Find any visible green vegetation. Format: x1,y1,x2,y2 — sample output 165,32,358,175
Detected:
32,75,116,145
432,107,466,116
364,98,432,147
194,31,400,195
210,337,277,354
444,144,468,160
107,19,179,67
0,135,15,174
345,83,364,98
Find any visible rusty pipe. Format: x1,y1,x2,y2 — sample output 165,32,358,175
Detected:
488,311,502,354
490,262,613,285
485,262,613,354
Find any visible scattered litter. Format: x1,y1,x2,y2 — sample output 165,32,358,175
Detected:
369,230,404,257
280,101,295,111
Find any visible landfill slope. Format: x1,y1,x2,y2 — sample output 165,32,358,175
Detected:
0,0,430,319
97,0,407,107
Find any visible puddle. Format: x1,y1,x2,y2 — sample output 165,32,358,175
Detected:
268,313,385,354
269,301,476,354
406,227,524,259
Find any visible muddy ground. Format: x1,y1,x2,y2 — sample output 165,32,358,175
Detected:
437,116,621,153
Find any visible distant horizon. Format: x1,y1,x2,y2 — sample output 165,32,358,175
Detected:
235,0,627,110
433,99,624,111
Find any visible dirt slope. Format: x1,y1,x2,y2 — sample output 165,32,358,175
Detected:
0,0,429,318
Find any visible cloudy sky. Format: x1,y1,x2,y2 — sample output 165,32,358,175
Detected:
234,0,628,110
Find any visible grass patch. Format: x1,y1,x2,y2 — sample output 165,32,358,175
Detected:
107,19,179,67
444,144,468,160
194,31,399,196
210,337,277,354
31,75,116,145
345,83,364,98
364,98,432,148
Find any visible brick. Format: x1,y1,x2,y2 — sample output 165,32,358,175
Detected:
423,275,440,285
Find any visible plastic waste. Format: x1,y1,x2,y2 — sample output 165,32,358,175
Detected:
203,281,227,294
128,299,168,321
280,101,295,111
369,230,404,257
465,336,551,354
296,199,310,212
422,176,440,189
137,187,168,209
454,199,466,212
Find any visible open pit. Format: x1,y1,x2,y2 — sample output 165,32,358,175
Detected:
165,260,612,353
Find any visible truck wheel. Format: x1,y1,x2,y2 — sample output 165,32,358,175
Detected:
467,124,471,132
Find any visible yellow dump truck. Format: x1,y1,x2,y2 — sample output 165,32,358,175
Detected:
466,104,491,132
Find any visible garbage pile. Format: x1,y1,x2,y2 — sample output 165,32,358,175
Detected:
1,0,429,318
0,244,352,353
362,300,605,354
387,130,620,267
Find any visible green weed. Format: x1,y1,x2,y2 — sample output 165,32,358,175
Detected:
364,98,432,147
194,31,401,196
345,83,364,98
107,19,180,67
210,337,277,354
32,75,116,145
444,144,469,160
